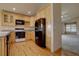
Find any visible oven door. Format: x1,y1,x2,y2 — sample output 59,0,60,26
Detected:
16,31,25,39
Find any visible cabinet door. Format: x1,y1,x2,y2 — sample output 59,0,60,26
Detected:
25,32,31,41
0,37,6,56
9,32,15,44
2,12,15,26
9,14,15,26
1,37,6,56
2,13,9,26
0,39,2,55
30,31,35,41
25,21,30,27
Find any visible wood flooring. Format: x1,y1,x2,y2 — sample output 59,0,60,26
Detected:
9,40,52,56
5,40,79,56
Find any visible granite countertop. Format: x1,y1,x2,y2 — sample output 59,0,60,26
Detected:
0,26,35,37
0,31,11,37
0,26,14,37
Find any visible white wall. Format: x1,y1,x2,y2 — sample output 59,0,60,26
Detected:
51,3,61,52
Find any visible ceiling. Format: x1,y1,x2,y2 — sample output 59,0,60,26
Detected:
0,3,49,16
61,3,79,22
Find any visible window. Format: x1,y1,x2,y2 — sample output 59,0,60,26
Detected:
65,23,77,33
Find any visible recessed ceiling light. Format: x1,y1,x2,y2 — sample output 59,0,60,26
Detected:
47,24,51,29
13,8,16,11
27,11,31,14
61,16,63,18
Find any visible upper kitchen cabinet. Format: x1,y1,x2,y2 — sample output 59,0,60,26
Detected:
1,11,15,26
25,21,30,27
24,16,31,27
30,16,35,27
15,14,25,20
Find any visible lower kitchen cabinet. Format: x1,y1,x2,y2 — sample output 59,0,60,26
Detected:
26,32,31,41
25,31,35,41
0,37,6,56
30,31,35,41
9,32,15,44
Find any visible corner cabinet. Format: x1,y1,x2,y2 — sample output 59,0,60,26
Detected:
1,11,15,26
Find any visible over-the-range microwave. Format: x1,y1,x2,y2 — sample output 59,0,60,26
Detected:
16,20,25,25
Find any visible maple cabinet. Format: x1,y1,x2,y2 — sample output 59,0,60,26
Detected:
0,37,6,56
1,12,15,26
